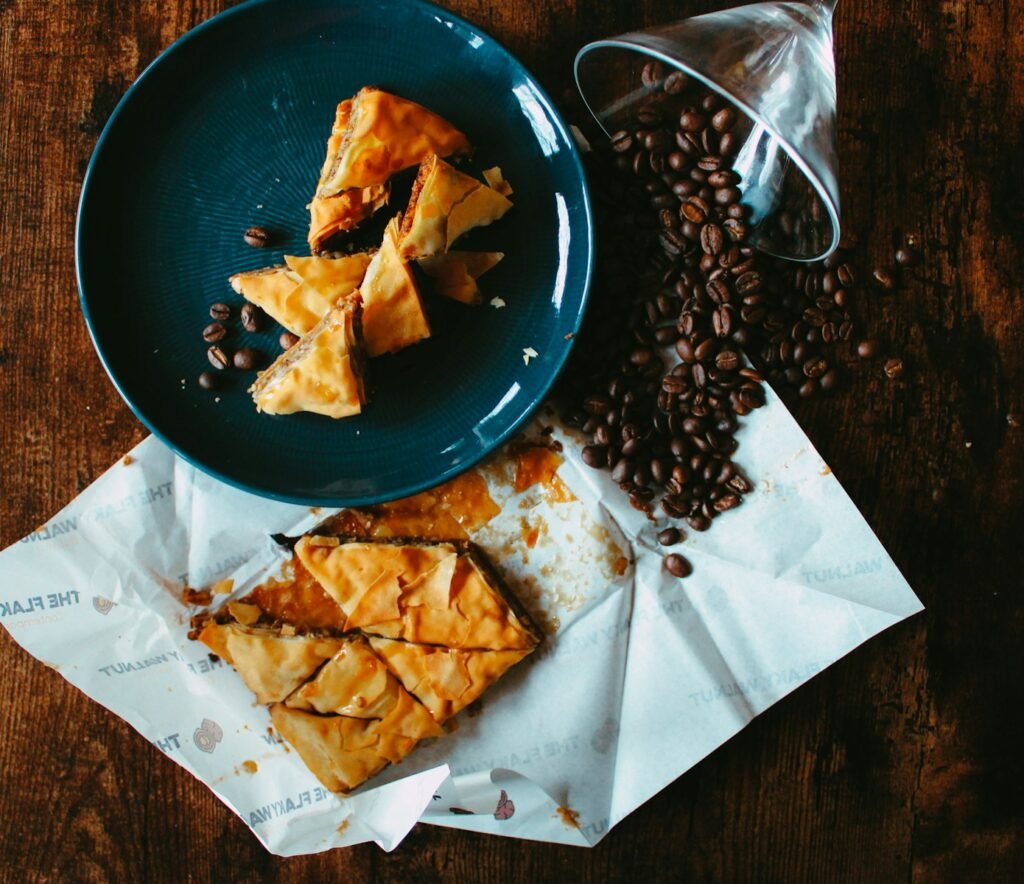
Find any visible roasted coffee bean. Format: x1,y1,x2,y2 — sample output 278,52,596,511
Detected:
675,338,696,362
207,345,230,370
798,379,818,398
711,107,737,132
836,263,855,287
662,495,687,518
240,302,264,333
719,131,738,156
694,337,716,362
610,130,634,153
678,110,705,132
680,195,711,223
700,223,724,255
713,493,741,512
641,60,665,86
611,458,634,484
197,371,218,390
715,349,740,371
629,347,655,366
657,527,681,546
1006,412,1022,428
277,332,299,351
714,186,741,206
687,514,711,532
209,302,231,321
704,277,728,304
662,375,687,394
883,356,905,379
820,369,839,391
712,306,732,337
644,129,671,152
582,445,608,468
735,270,763,295
664,70,689,94
233,347,262,370
243,225,273,248
650,458,667,484
857,339,880,359
802,358,827,379
664,552,692,577
872,266,897,290
202,322,227,343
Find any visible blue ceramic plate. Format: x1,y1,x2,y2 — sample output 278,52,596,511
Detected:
77,0,592,505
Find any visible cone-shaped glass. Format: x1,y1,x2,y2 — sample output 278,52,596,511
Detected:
575,2,840,261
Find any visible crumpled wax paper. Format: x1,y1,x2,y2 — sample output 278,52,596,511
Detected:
0,384,921,852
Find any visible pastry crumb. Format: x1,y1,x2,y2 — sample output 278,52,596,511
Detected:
122,455,134,466
563,332,575,340
523,347,538,365
240,760,258,774
490,296,506,309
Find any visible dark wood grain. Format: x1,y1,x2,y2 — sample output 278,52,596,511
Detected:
1,0,1022,880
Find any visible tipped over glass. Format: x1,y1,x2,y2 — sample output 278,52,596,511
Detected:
575,1,840,262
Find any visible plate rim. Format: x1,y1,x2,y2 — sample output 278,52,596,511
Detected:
75,0,594,507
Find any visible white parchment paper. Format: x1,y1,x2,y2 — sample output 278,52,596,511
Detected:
0,385,921,852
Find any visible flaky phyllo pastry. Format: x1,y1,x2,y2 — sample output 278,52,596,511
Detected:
398,154,513,259
317,88,471,197
248,294,367,419
230,253,371,336
358,215,431,356
417,250,504,305
308,100,392,252
197,536,539,793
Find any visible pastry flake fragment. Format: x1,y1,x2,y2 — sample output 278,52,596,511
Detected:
308,99,391,251
249,294,368,419
398,155,513,259
230,253,370,336
295,536,540,651
359,215,431,356
197,621,343,704
368,637,530,722
482,166,513,197
417,250,504,305
317,88,472,196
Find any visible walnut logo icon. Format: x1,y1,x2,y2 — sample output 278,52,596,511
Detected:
92,596,115,615
193,718,224,753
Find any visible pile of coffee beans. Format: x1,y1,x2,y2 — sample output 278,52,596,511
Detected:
558,61,914,578
196,300,266,391
195,226,288,390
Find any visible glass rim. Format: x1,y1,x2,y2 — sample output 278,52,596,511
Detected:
573,37,841,263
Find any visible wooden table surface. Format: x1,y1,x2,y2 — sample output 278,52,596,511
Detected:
2,0,1021,880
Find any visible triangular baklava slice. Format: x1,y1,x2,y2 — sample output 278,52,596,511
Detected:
417,250,504,305
368,637,530,722
230,252,371,336
295,536,540,651
398,155,512,259
308,99,392,251
317,88,471,196
249,293,368,418
359,215,431,356
197,621,344,704
269,705,419,794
